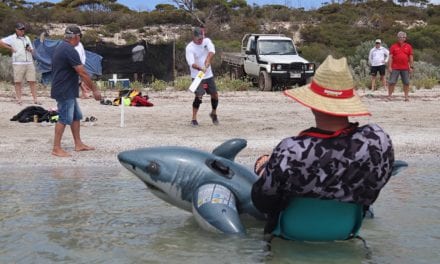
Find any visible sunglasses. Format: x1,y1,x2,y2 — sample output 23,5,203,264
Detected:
17,28,25,31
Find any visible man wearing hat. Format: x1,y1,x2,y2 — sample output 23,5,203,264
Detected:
368,39,389,91
0,22,39,105
251,55,395,234
388,31,413,101
50,25,102,157
185,26,219,126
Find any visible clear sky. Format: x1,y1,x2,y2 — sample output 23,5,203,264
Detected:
29,0,440,11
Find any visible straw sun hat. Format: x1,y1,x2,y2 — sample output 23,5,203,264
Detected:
284,55,370,117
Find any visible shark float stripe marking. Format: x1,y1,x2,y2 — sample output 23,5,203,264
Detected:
173,161,207,201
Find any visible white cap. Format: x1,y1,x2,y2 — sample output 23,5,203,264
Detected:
375,39,381,44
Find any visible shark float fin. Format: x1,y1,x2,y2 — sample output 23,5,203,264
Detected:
391,160,409,176
212,138,247,161
192,183,245,235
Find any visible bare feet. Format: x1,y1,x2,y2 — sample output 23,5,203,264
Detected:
75,144,95,152
52,148,72,157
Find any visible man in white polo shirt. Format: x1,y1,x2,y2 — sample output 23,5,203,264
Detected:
368,39,389,91
0,22,39,105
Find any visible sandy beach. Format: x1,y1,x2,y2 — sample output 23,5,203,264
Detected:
1,84,439,168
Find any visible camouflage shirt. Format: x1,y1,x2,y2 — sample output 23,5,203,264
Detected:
251,123,394,218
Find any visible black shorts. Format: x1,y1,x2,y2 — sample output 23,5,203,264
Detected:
370,65,386,76
195,77,217,96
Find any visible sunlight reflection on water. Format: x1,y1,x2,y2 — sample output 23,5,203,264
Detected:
0,159,438,263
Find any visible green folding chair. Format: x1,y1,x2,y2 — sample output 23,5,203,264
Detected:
272,197,363,241
272,160,408,242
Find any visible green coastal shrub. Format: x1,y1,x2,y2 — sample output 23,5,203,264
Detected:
411,61,440,89
216,75,252,91
412,78,437,90
171,75,252,92
0,55,12,82
149,79,168,91
173,76,192,91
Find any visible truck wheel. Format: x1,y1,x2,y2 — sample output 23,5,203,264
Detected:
258,71,272,91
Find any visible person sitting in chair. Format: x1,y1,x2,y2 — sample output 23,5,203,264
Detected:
251,55,395,236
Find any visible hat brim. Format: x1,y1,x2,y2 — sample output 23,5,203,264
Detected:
284,84,371,117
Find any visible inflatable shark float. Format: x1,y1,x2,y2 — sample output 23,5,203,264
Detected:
118,138,265,234
118,138,408,236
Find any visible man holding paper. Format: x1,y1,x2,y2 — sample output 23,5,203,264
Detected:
185,27,219,127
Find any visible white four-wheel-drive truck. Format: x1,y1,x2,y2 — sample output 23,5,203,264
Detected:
221,34,315,91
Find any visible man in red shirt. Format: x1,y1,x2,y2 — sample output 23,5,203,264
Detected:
388,31,414,101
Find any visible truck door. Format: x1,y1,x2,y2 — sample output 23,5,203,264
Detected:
243,37,259,77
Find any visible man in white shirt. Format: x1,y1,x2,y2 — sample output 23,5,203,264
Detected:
74,40,91,99
185,27,219,127
0,22,39,105
368,39,389,91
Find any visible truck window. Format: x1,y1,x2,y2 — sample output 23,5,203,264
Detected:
258,40,297,55
250,39,256,52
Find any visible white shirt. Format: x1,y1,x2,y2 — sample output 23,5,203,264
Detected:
368,46,389,67
75,42,86,65
1,33,34,64
185,38,215,79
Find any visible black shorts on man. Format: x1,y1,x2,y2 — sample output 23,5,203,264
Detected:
195,77,217,96
370,65,386,76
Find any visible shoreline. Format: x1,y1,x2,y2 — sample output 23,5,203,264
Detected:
1,85,439,168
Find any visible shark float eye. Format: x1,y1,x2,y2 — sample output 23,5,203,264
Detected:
146,161,160,175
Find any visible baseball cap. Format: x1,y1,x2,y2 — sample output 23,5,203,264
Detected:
193,27,203,40
375,39,381,44
15,23,25,30
65,25,82,37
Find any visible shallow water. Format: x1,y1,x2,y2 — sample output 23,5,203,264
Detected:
0,160,439,264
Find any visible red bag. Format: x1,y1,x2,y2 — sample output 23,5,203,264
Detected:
131,95,154,107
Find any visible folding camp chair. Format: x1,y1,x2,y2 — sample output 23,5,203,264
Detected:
272,197,363,241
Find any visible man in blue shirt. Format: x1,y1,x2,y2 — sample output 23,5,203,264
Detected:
51,25,101,157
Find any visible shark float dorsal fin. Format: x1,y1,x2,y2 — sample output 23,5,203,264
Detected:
212,138,247,161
